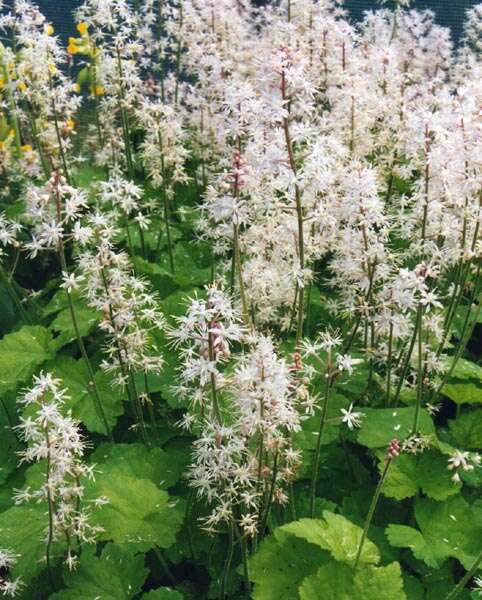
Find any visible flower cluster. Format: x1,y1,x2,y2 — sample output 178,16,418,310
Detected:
0,548,22,598
14,373,104,570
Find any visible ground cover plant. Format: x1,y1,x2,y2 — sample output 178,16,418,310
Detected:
0,0,481,598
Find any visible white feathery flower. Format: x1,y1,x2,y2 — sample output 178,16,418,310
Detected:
340,403,365,430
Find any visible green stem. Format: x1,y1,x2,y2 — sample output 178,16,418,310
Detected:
48,68,71,184
155,131,175,273
353,456,392,570
238,529,251,597
115,47,135,178
434,266,481,399
54,189,111,440
45,427,55,589
392,303,422,408
208,330,221,424
386,321,394,405
310,369,332,518
0,263,31,323
154,546,177,588
233,223,250,327
174,1,184,105
220,519,234,599
259,450,279,538
413,304,425,434
26,107,50,178
445,549,482,600
281,69,305,347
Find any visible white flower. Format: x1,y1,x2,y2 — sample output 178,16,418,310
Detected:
135,212,151,230
60,272,83,294
0,577,23,598
340,403,365,430
336,354,362,375
447,450,474,472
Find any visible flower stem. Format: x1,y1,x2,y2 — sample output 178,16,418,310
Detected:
259,449,279,538
413,304,425,434
54,184,112,440
208,329,222,424
445,549,482,600
310,369,332,518
233,223,250,327
281,68,305,347
45,427,55,590
154,546,177,588
353,456,392,570
220,519,234,599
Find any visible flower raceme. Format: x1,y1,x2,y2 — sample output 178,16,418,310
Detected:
14,373,104,572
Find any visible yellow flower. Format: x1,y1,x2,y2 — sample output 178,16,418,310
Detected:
21,144,32,152
48,64,57,76
17,81,27,93
0,75,4,89
0,141,5,151
66,118,75,131
73,83,81,93
46,24,54,36
95,85,105,96
76,22,89,36
67,43,78,56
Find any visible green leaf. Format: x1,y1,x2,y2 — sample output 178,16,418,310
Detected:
416,452,461,500
380,455,419,500
89,443,185,489
128,219,183,252
441,358,482,405
0,281,18,334
452,305,482,339
283,512,379,566
293,394,351,450
44,356,124,434
386,525,440,568
162,288,203,323
299,561,406,600
335,359,370,398
51,544,148,600
144,331,188,408
49,303,100,347
88,473,184,551
387,496,482,569
133,257,178,299
0,504,49,584
449,409,482,449
142,588,184,599
73,164,107,189
450,358,482,380
0,325,55,394
0,393,17,485
357,408,435,449
380,451,460,501
160,243,211,288
249,527,328,600
402,574,425,600
442,380,482,405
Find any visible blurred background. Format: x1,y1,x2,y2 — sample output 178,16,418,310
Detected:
1,0,480,45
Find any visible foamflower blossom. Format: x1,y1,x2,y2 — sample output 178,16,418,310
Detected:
14,373,104,570
340,403,365,430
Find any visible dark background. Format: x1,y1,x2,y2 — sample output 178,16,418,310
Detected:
1,1,480,45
